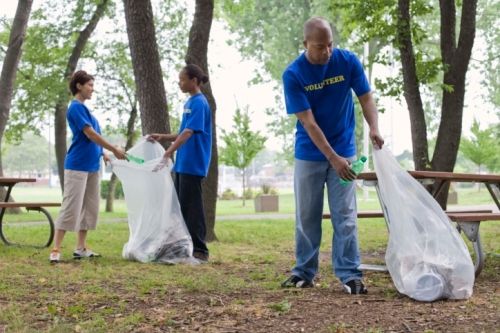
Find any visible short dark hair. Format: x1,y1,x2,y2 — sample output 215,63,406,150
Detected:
182,64,208,85
69,70,94,96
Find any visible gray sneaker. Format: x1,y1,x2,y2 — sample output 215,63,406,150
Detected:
73,248,101,259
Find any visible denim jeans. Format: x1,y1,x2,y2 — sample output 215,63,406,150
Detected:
291,158,362,284
174,173,209,256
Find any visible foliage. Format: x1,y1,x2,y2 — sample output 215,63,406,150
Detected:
2,132,53,175
220,188,237,200
260,183,278,196
100,179,124,199
216,0,325,83
264,95,295,165
474,0,500,108
460,120,499,173
219,106,267,171
220,106,266,206
2,0,106,143
243,188,254,200
216,0,335,163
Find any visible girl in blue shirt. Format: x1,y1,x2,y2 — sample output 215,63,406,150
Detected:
149,64,212,262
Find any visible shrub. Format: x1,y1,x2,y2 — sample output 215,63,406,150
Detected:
243,188,254,199
100,180,124,199
221,188,237,200
260,184,278,195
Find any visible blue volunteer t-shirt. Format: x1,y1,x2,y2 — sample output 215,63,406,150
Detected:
174,93,212,177
64,100,103,172
283,48,371,160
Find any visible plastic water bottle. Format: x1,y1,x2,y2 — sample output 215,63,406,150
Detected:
340,156,367,186
127,154,144,164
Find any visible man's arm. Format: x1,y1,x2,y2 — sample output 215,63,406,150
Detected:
295,110,356,181
358,92,384,149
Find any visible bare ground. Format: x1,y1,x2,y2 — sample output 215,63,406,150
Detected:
1,252,498,333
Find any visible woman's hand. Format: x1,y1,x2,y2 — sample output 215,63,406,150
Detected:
112,147,127,160
146,133,163,142
152,154,171,172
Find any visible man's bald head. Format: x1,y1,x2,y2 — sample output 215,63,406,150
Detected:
302,17,333,65
303,17,332,42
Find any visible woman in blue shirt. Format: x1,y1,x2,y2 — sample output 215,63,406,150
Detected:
149,64,212,263
49,70,127,263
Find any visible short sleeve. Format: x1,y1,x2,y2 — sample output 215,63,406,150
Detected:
283,70,311,114
67,103,92,131
349,53,371,97
184,98,205,133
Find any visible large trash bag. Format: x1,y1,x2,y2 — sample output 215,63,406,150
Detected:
111,137,195,264
373,147,474,301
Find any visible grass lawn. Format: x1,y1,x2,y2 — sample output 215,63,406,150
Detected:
0,217,499,332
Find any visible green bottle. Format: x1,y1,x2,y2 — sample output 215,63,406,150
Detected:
339,156,367,186
127,154,144,164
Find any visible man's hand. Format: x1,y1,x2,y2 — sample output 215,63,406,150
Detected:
329,155,356,181
369,128,384,150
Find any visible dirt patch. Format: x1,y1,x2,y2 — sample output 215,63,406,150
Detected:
102,271,497,333
65,253,497,333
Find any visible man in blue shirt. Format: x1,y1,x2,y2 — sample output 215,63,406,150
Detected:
281,17,384,294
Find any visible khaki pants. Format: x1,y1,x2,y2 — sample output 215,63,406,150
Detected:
55,170,100,232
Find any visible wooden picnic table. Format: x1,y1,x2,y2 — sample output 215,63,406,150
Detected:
0,177,60,247
356,170,500,276
358,170,500,210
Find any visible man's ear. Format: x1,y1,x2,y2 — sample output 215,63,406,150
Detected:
303,40,307,49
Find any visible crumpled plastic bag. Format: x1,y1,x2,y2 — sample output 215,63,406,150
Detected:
373,146,474,301
111,137,195,264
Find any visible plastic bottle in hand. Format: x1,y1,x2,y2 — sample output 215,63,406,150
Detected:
340,156,367,186
127,154,144,164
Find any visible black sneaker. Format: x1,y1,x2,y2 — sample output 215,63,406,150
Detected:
193,251,209,263
281,275,313,288
343,279,368,295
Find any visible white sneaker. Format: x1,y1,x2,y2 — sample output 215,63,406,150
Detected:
73,248,101,259
49,249,61,263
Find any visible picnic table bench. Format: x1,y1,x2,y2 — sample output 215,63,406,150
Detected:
322,171,500,277
0,178,61,247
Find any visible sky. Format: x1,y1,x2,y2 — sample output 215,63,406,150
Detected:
1,1,497,157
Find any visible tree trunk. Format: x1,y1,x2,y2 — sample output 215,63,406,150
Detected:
122,0,170,136
185,0,218,242
105,103,138,212
242,168,246,207
54,0,110,191
396,0,429,170
0,0,33,213
431,0,477,208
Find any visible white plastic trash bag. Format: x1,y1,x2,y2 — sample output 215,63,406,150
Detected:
373,147,474,301
111,137,195,264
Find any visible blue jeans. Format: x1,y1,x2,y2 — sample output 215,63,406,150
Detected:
291,158,362,284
